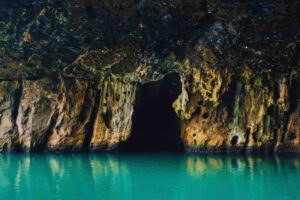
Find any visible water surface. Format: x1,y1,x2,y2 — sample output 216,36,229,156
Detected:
0,153,299,200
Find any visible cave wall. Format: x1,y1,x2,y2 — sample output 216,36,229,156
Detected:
0,76,137,152
0,0,299,153
0,70,298,153
89,76,137,151
174,67,300,153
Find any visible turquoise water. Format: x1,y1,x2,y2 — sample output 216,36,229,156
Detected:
0,154,300,200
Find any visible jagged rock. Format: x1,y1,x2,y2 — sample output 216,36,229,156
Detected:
174,68,300,153
46,78,96,151
16,78,61,152
0,81,20,151
0,0,299,153
90,76,137,151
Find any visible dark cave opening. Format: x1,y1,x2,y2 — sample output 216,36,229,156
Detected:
119,73,183,153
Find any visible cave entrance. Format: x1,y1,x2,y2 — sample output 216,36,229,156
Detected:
120,73,183,152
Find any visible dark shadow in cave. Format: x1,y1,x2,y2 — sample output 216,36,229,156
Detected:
119,72,183,153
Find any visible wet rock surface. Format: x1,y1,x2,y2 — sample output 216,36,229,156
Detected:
0,0,299,153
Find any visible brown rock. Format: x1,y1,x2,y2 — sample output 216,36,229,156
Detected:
89,76,137,150
46,79,96,151
175,67,300,153
16,78,60,152
0,81,20,151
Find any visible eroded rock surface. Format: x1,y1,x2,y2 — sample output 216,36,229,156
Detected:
0,81,20,151
17,78,60,152
90,76,137,151
0,0,299,153
174,67,300,153
46,78,95,151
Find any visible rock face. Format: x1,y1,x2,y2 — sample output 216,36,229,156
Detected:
0,0,299,153
0,81,20,151
0,76,137,152
45,78,95,152
89,76,137,151
174,67,300,153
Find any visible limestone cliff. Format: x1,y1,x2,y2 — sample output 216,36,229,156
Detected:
174,67,300,153
0,0,299,153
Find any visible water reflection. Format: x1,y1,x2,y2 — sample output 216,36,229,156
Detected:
0,154,299,200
